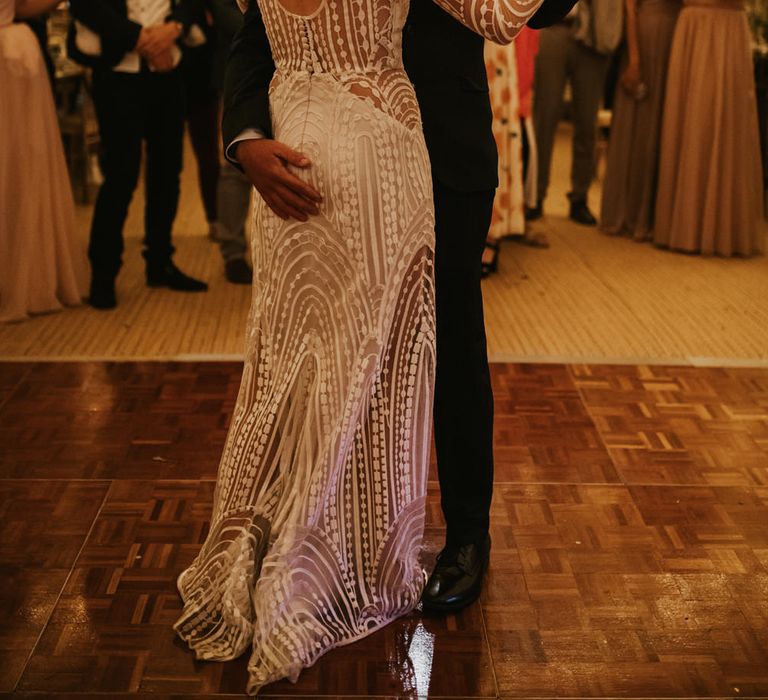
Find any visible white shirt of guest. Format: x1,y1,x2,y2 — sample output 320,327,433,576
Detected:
114,0,181,73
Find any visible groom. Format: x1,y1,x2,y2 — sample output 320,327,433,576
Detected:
222,0,575,613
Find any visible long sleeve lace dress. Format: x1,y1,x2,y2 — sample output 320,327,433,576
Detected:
175,0,542,693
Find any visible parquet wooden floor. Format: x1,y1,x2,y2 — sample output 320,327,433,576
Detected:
1,361,768,698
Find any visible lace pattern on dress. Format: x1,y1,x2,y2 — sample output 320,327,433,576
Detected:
175,0,543,693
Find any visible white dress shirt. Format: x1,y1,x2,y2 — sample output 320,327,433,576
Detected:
227,128,265,163
75,0,183,72
115,0,181,72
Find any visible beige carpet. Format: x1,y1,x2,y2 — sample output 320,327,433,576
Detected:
2,128,767,364
485,216,768,365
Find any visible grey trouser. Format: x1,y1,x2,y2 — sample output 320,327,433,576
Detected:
217,159,252,262
533,24,611,203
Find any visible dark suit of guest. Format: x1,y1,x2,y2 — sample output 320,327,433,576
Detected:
210,0,254,270
221,0,577,601
69,0,200,286
182,1,220,228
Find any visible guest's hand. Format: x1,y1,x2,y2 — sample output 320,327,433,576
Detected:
148,48,176,73
137,22,182,60
621,61,643,96
136,27,153,54
237,139,322,222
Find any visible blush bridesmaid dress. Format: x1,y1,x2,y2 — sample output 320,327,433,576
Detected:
0,0,87,322
653,0,764,256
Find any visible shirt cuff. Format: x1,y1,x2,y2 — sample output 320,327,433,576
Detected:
226,129,266,164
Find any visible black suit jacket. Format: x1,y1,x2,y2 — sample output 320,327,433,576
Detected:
403,0,497,191
68,0,200,69
222,0,577,193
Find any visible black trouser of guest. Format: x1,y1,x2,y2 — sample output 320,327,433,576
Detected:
521,117,531,179
185,90,221,225
432,180,495,549
89,66,185,280
182,43,219,225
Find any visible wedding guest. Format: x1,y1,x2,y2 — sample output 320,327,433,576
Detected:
653,0,763,256
482,27,546,276
68,0,208,310
515,26,549,246
182,2,221,243
1,0,87,323
211,0,252,284
517,26,541,216
600,0,681,239
483,40,525,275
530,0,623,225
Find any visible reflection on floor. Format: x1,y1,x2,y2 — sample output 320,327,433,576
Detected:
1,361,767,698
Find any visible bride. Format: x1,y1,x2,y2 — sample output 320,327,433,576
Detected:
175,0,543,693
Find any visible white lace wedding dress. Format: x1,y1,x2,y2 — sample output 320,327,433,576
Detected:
174,0,541,693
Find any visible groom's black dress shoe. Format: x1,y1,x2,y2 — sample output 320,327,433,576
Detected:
421,536,490,613
146,261,208,292
89,277,117,310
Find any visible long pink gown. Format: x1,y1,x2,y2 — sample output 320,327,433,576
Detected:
653,0,764,255
0,0,87,323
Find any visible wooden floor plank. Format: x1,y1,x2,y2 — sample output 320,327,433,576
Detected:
0,480,109,692
0,361,766,697
570,365,768,487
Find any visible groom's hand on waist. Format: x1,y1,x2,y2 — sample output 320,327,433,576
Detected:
236,140,322,222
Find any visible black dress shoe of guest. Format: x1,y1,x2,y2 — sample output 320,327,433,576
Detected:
421,536,491,614
88,277,116,310
569,200,598,226
481,240,500,278
146,261,208,292
525,201,544,221
225,258,253,285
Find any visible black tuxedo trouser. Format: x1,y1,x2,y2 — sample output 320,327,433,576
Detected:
432,180,495,548
89,67,185,279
